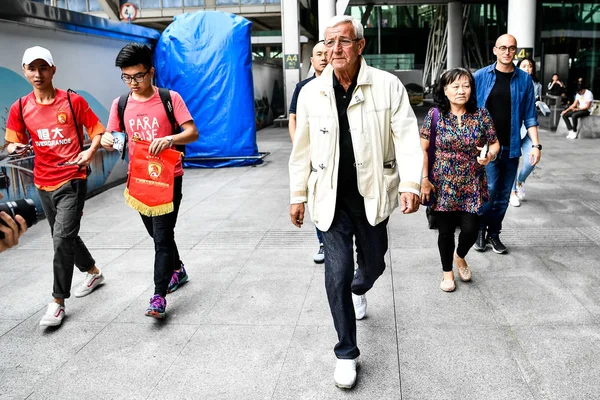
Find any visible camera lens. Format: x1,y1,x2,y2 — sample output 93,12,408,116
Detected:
0,198,38,240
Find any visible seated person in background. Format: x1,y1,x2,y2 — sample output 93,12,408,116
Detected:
547,73,565,97
562,85,594,139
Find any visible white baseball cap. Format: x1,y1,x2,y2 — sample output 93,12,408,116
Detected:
22,46,55,67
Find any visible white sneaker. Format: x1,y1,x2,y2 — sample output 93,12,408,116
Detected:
39,302,65,327
515,184,526,200
74,271,105,298
352,293,367,320
313,244,325,264
334,357,359,389
509,193,521,207
567,130,577,139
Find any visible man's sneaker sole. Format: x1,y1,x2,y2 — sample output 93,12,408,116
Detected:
167,275,189,294
145,310,166,319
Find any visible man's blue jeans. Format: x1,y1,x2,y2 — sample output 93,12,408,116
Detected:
481,147,519,237
321,207,388,359
512,134,536,191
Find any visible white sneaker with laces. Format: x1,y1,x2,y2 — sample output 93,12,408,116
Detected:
74,271,105,298
515,184,526,200
334,357,359,389
39,302,65,327
352,293,367,320
313,244,325,264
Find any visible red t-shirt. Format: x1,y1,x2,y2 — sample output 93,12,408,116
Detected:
5,89,105,190
106,88,193,177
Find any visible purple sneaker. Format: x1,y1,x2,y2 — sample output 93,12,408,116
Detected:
167,265,189,293
145,295,166,319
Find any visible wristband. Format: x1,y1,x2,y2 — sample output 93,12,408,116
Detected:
421,176,429,180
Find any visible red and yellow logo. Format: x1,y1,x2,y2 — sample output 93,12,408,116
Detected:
57,112,68,124
148,161,162,180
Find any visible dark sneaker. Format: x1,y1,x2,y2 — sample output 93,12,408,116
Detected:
145,295,166,319
488,236,507,254
473,229,487,252
167,265,189,293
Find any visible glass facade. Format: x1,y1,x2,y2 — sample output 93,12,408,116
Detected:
346,2,599,96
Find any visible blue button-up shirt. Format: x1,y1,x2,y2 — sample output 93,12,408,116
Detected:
474,62,539,158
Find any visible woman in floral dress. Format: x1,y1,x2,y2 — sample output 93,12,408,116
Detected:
420,68,500,292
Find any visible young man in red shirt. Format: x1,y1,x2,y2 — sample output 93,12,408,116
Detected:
101,43,198,319
5,46,106,327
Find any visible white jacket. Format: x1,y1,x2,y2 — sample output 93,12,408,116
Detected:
289,59,423,231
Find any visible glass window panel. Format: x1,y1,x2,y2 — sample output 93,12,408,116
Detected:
88,0,103,11
141,0,160,8
56,0,66,8
163,0,182,7
121,0,140,7
184,0,204,6
67,0,87,12
242,0,264,4
216,0,238,5
265,0,279,3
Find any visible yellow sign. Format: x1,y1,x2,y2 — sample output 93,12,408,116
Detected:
285,54,299,69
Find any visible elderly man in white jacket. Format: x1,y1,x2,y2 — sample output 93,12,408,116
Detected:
289,15,423,389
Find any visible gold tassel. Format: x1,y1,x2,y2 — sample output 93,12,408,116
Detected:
124,188,174,216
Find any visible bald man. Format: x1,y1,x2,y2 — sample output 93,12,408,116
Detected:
473,34,541,254
288,41,328,264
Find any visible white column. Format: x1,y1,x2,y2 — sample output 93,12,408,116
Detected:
508,0,536,58
447,2,463,69
318,0,336,40
281,0,300,117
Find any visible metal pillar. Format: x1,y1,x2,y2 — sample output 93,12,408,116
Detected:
507,0,536,58
447,2,462,69
318,0,336,40
281,0,301,117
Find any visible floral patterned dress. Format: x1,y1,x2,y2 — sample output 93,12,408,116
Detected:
419,107,497,215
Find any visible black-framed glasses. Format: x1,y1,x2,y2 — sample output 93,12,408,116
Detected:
324,38,360,48
495,46,517,54
121,70,149,84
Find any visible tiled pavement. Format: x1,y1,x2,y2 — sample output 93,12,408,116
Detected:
1,110,600,399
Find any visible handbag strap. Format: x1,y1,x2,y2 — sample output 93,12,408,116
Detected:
427,107,439,174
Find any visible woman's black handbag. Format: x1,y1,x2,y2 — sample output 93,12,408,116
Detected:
424,108,440,229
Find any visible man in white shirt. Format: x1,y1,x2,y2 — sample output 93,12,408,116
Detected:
562,85,594,139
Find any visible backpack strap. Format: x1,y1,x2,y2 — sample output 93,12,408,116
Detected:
427,107,439,175
117,93,129,134
117,93,130,160
19,97,30,137
157,87,180,134
66,89,84,152
157,87,185,154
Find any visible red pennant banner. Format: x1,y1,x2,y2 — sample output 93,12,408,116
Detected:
124,140,181,216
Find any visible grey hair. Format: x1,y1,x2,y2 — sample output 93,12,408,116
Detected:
325,15,364,39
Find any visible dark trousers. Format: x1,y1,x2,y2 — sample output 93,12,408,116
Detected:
38,179,95,299
321,207,388,359
140,176,183,298
481,147,519,237
562,109,590,131
434,211,480,272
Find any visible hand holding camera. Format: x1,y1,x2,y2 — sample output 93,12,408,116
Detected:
0,197,38,252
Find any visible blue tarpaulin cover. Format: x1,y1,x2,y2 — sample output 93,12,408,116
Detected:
154,11,261,168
